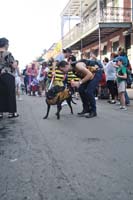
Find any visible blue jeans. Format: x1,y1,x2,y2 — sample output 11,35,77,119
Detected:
78,70,102,113
125,90,130,105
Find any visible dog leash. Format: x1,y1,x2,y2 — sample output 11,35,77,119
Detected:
48,75,54,90
48,62,57,90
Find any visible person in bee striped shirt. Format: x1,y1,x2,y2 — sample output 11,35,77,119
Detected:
48,63,65,87
66,71,80,99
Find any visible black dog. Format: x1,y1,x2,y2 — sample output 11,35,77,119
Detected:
43,85,76,119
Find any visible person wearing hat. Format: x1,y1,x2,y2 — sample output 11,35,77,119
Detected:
55,48,76,62
63,48,77,64
57,59,102,118
115,56,127,110
117,46,130,105
0,37,19,118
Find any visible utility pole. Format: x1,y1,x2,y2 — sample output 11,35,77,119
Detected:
80,0,83,55
98,0,101,59
61,16,64,49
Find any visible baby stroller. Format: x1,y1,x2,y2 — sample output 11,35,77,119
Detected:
29,78,39,96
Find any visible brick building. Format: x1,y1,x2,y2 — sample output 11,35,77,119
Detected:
61,0,133,64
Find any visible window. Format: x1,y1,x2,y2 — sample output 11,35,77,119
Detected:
100,0,107,8
125,34,131,50
112,41,119,52
113,0,119,7
103,45,107,55
103,0,107,8
94,49,98,57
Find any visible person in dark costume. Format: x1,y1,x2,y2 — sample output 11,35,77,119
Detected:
0,37,19,118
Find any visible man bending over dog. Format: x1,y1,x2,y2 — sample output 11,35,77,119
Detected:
57,59,103,118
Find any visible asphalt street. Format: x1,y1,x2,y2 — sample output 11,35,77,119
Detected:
0,95,133,200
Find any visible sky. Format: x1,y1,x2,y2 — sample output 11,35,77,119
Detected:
0,0,69,69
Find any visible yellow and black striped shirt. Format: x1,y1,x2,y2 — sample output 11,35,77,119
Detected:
67,71,80,84
48,66,65,86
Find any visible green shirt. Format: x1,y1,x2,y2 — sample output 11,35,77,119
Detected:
117,65,127,83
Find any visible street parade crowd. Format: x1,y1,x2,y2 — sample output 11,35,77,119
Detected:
0,37,133,119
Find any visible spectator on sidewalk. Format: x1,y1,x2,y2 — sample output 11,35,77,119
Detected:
0,37,19,118
23,65,29,94
38,62,49,96
105,53,118,103
117,46,130,105
14,60,22,100
115,56,127,110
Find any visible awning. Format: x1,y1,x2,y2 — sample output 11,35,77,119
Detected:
61,0,94,17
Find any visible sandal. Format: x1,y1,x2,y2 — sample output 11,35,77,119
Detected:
13,113,19,118
8,113,19,118
0,113,3,119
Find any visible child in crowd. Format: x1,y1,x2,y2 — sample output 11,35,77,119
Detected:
30,77,39,96
115,56,127,110
14,60,22,100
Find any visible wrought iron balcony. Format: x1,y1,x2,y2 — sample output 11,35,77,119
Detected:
103,7,131,22
62,7,132,48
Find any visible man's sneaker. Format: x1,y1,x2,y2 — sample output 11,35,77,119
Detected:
120,106,127,111
85,112,97,118
115,101,120,105
77,110,89,116
110,100,116,104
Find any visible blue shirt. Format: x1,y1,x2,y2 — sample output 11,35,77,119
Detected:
55,53,65,62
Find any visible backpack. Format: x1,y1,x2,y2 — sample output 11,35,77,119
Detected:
0,51,14,73
126,59,132,85
126,68,133,85
118,67,132,85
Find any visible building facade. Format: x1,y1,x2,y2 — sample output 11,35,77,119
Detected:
61,0,132,64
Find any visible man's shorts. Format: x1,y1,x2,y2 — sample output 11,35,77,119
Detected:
117,81,126,93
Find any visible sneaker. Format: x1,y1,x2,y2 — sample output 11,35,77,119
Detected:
77,110,90,116
8,113,19,118
121,108,127,111
116,101,120,105
18,97,23,101
61,101,67,106
85,112,97,118
120,106,127,111
0,113,3,119
108,100,116,104
110,100,116,104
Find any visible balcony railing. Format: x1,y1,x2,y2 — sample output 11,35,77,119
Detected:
103,7,131,22
62,7,132,48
